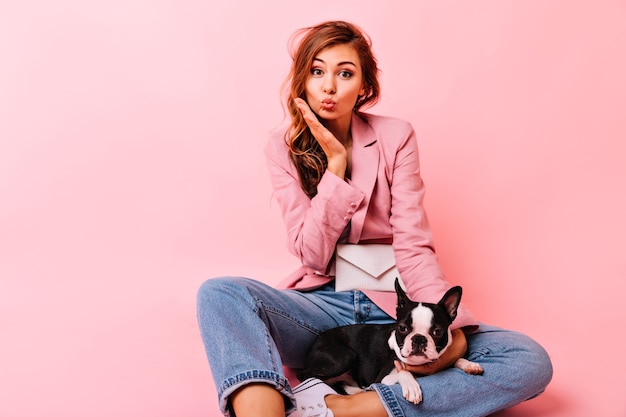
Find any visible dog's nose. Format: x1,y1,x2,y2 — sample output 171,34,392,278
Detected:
412,334,428,352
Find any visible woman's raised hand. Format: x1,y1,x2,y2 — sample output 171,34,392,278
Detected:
294,98,347,179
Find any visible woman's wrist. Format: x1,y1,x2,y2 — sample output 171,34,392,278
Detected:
326,157,347,179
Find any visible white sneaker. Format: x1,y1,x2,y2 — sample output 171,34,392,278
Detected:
288,378,336,417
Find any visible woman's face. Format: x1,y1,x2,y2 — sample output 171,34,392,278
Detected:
304,43,366,127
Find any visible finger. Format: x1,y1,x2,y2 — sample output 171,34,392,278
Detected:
294,98,324,131
293,97,307,109
294,98,315,120
293,98,336,146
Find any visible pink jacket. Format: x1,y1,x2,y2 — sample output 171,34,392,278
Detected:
264,112,477,330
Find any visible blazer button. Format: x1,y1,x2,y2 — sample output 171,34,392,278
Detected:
350,202,357,208
347,209,354,215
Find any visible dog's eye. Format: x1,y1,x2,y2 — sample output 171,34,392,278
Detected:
398,324,409,333
432,328,443,338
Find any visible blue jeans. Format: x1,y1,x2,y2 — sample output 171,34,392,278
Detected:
196,277,552,417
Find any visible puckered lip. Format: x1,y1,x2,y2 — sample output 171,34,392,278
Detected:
320,98,336,111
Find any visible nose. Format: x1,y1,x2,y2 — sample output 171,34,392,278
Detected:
322,75,336,94
412,334,428,353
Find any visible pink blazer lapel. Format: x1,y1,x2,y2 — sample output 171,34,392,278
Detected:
348,113,380,242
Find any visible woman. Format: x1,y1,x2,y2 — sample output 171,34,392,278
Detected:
197,20,552,417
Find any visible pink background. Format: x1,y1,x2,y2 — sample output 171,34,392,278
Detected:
1,1,625,416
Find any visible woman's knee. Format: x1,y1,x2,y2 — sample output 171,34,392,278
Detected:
197,276,254,312
516,332,553,394
471,327,553,397
505,331,553,397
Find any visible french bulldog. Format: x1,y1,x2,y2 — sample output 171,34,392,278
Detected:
297,278,483,404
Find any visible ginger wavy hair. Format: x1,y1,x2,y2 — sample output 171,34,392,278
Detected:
282,21,381,198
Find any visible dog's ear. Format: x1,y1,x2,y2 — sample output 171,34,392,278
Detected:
439,286,462,322
395,278,410,310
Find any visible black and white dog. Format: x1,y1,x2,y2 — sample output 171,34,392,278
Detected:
297,279,483,404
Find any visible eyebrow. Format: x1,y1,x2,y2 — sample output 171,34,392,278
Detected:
312,57,357,67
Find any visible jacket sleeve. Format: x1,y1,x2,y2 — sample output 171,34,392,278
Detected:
388,123,444,289
388,122,477,328
264,131,365,272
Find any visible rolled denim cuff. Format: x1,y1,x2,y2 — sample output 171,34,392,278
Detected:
369,383,404,417
217,370,294,416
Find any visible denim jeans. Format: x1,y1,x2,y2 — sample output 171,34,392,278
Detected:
196,277,552,417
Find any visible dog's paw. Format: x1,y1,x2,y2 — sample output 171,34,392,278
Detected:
454,358,484,375
397,369,422,404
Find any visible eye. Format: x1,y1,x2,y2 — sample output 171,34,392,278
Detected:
397,324,409,334
432,327,443,338
338,70,353,79
311,68,323,76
